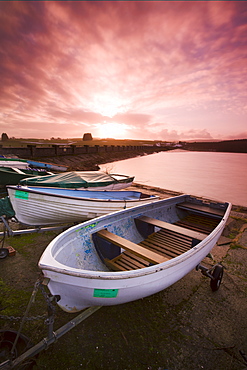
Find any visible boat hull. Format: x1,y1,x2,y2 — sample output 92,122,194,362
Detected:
0,167,53,186
38,195,231,312
0,159,29,169
0,158,67,171
7,186,159,226
43,232,221,312
27,160,67,172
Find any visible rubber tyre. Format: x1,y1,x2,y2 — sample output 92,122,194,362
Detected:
0,330,35,369
0,248,9,259
210,265,224,292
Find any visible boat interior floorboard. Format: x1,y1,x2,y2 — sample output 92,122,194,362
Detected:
175,214,220,234
139,228,196,259
105,251,150,271
103,227,195,271
96,210,221,272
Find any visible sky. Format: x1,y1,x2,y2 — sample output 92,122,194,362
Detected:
0,1,247,142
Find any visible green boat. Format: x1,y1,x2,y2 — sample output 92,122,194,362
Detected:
19,171,134,190
0,167,54,186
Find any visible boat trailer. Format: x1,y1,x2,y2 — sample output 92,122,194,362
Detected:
0,277,101,369
0,259,225,369
196,262,224,292
0,216,75,238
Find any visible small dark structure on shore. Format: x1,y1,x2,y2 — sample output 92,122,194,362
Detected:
83,133,93,141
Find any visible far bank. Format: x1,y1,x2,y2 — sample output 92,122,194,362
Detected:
25,149,160,171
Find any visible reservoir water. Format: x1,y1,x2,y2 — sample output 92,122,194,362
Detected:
100,151,247,207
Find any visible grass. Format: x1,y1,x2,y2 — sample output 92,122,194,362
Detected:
0,279,35,316
7,234,36,255
230,243,244,249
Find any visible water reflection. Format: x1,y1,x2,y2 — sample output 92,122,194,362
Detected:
101,151,247,207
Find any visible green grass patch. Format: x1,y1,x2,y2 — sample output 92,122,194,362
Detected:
0,279,32,316
7,234,37,256
228,229,239,239
230,243,244,249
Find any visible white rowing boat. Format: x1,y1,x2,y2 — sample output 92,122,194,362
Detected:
0,157,67,171
0,158,29,169
7,185,159,226
38,195,231,312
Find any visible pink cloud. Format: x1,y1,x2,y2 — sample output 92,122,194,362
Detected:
112,113,152,127
159,128,213,142
0,1,246,140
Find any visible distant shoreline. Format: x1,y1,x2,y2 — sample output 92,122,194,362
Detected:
23,144,247,172
33,149,156,171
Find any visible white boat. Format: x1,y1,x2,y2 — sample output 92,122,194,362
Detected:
0,158,29,169
0,157,67,172
7,185,159,226
38,195,231,313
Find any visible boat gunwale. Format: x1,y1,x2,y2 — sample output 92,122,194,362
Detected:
0,158,28,163
7,185,159,203
104,173,134,182
39,197,232,280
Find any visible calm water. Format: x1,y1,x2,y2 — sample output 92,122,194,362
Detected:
100,151,247,207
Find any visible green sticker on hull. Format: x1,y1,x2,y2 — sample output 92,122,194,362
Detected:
15,190,29,200
93,289,119,298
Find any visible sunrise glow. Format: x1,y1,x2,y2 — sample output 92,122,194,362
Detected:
0,1,246,140
92,94,125,118
96,122,128,139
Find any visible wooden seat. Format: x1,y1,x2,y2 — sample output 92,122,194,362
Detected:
176,201,224,218
96,229,169,266
136,216,207,241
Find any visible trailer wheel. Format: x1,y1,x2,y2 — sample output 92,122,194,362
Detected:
0,330,35,369
0,248,9,259
210,265,224,292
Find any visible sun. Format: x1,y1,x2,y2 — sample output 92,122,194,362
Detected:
96,104,120,118
92,93,126,118
97,122,127,139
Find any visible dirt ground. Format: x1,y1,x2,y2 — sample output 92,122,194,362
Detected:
0,184,247,370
